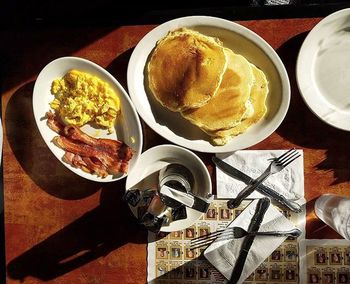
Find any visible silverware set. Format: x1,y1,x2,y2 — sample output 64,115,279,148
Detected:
197,148,303,275
226,148,301,209
212,155,302,213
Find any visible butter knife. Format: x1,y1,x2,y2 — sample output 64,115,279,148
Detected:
159,184,212,213
229,198,270,284
212,156,302,213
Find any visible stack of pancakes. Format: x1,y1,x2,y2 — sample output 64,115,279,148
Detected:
147,28,268,145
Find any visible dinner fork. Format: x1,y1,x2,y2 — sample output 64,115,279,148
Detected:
227,149,301,209
190,227,301,249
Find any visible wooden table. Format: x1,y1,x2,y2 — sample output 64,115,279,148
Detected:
2,17,350,284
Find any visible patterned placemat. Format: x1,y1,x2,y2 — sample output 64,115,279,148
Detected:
147,198,306,283
299,239,350,284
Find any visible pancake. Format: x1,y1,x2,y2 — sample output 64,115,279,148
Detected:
207,64,269,145
181,48,255,131
147,28,227,112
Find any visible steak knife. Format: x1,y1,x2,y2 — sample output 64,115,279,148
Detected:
212,156,302,213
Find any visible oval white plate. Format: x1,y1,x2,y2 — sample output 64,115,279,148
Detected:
33,57,143,182
125,144,212,232
127,16,290,153
297,8,350,131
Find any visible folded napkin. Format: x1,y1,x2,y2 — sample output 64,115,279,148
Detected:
216,150,304,200
204,199,297,283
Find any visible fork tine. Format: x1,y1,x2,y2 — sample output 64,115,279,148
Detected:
276,150,299,164
190,236,227,249
190,236,234,249
275,148,297,163
276,150,298,164
190,228,233,244
190,231,235,249
278,153,301,168
190,230,223,243
267,150,296,162
273,148,295,162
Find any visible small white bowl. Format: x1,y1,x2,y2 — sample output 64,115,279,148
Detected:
33,57,143,182
125,144,212,232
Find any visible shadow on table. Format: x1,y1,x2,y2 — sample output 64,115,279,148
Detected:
106,47,133,92
276,32,350,185
5,48,150,281
0,26,115,94
7,181,148,281
5,81,101,199
4,46,147,200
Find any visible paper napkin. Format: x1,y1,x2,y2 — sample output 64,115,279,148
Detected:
204,199,298,283
216,150,304,200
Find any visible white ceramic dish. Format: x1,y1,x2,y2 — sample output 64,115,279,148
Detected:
33,57,143,182
127,16,290,153
297,8,350,131
125,144,212,232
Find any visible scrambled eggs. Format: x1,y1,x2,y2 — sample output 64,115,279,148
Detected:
50,69,120,133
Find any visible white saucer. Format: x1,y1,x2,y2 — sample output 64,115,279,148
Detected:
297,8,350,131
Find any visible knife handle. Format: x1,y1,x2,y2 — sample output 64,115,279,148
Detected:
227,171,270,209
257,185,302,213
252,228,302,238
229,198,270,284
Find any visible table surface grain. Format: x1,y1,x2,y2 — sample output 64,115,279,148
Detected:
2,17,350,284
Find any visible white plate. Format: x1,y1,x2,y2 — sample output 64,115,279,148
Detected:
33,57,143,182
127,16,290,153
125,144,212,232
297,8,350,131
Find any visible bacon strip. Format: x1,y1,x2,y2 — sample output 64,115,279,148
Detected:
47,111,133,177
54,136,114,167
46,110,65,135
81,157,109,178
63,152,89,173
64,125,123,153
